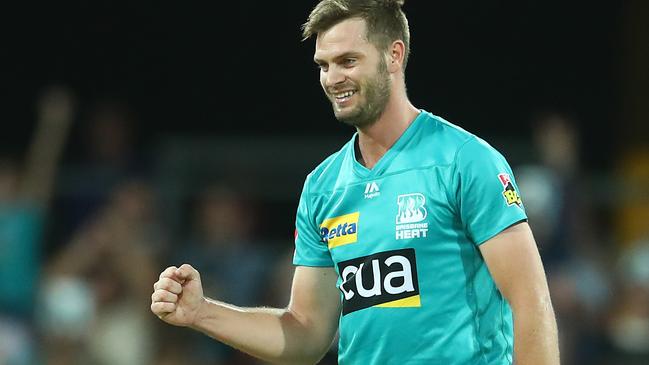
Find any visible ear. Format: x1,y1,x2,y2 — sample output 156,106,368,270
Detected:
387,40,406,73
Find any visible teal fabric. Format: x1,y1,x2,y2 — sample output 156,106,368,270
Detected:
293,111,527,364
0,203,43,317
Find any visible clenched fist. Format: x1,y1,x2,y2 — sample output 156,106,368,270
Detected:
151,264,205,327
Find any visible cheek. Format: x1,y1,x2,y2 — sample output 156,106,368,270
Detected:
319,72,327,89
349,69,366,86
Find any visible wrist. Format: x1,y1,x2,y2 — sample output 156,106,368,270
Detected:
190,296,211,329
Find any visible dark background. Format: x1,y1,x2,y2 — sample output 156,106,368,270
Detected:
2,2,649,364
6,1,630,169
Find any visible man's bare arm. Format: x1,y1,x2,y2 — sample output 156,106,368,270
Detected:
479,222,560,365
21,86,75,206
152,264,340,365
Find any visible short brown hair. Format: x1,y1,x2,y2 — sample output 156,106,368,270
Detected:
302,0,411,70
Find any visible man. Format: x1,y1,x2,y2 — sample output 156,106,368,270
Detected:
151,1,560,364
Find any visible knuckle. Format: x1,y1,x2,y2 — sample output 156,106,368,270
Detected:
152,291,163,302
161,280,180,294
154,290,176,302
160,266,177,279
162,278,175,289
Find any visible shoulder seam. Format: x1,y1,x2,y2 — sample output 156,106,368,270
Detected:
451,134,477,169
447,135,477,217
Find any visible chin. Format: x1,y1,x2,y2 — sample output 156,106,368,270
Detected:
333,109,359,125
337,114,374,128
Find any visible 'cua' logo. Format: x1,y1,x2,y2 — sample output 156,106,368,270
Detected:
337,248,420,315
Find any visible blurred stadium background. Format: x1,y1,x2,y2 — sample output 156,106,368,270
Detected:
2,1,648,364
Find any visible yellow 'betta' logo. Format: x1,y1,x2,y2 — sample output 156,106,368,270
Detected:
320,212,359,249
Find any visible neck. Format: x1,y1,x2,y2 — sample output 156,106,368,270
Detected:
356,91,419,169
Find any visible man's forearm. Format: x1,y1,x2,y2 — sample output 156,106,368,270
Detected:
512,298,560,365
190,298,332,364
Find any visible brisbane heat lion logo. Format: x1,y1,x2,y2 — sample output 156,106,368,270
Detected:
395,193,429,240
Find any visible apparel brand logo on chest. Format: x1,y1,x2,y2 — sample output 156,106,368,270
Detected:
395,193,429,240
364,181,380,199
320,212,360,249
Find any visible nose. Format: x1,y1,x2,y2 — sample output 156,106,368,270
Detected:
323,65,346,88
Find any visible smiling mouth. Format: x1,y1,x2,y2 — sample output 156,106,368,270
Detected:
332,90,357,104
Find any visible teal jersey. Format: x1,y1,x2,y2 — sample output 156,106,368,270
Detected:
293,111,527,365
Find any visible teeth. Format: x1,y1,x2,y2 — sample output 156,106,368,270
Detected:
334,90,355,99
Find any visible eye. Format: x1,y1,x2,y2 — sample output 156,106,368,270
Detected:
343,58,356,67
316,63,328,72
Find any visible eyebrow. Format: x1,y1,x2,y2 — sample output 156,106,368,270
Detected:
314,51,363,64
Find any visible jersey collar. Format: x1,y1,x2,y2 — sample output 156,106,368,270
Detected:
348,109,427,179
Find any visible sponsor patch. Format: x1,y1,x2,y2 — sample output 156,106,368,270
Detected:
337,248,420,315
320,212,359,249
498,173,523,207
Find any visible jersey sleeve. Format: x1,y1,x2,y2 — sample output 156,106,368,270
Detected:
292,175,334,267
453,137,528,245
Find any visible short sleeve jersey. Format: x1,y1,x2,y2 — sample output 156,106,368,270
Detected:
293,111,527,365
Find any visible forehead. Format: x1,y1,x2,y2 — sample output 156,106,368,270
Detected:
314,18,373,60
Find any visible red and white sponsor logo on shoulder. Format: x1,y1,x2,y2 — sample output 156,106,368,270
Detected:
498,173,523,208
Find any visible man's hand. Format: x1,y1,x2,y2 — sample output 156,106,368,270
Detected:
150,265,340,364
151,264,206,327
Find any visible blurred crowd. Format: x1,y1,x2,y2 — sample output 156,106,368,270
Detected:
0,86,648,365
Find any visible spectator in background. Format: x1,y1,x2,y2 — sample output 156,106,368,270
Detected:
52,97,148,249
603,146,649,364
517,111,582,263
40,180,163,365
0,85,74,365
515,111,612,365
162,182,273,365
606,241,649,364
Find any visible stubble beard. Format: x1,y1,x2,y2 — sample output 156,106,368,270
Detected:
331,58,391,129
